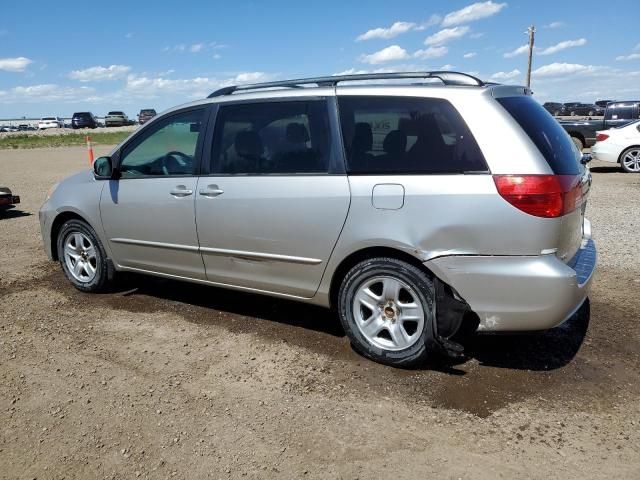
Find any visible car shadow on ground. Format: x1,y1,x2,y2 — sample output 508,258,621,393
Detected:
108,274,589,373
462,300,590,372
0,208,32,219
589,165,621,173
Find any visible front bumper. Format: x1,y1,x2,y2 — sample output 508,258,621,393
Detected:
425,239,597,332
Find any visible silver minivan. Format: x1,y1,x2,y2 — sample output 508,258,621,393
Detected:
40,72,596,367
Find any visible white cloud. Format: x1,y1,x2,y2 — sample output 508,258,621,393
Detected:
490,68,521,80
538,38,587,55
121,72,272,99
413,46,448,59
424,26,470,46
356,21,416,41
359,45,410,64
69,64,131,82
532,62,603,78
213,54,222,60
544,21,565,29
189,43,204,53
439,64,455,70
616,53,640,61
416,14,443,30
0,84,95,104
463,52,477,58
0,56,33,72
503,44,529,58
441,1,507,27
125,32,133,39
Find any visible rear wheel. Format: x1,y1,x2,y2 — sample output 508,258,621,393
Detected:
56,219,111,292
571,136,584,152
620,147,640,173
338,257,435,367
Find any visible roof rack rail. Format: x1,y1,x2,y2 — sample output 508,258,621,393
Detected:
207,71,485,98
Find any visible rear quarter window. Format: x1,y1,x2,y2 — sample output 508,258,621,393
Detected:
497,96,582,175
338,96,487,174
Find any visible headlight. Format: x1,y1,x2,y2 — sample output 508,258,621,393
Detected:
45,182,59,202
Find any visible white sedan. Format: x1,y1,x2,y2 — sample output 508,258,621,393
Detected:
592,120,640,173
38,117,63,130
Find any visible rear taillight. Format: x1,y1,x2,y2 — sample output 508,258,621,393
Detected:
493,175,583,218
596,133,609,142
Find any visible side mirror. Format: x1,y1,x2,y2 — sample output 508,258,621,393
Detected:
93,156,114,179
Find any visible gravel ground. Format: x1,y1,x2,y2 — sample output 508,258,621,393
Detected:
1,147,639,479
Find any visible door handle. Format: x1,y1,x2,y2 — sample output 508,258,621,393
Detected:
199,185,224,197
169,185,193,197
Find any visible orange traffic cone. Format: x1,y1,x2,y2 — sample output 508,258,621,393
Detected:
86,136,95,165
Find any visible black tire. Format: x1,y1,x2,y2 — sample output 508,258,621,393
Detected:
571,136,584,152
56,219,111,292
337,257,435,368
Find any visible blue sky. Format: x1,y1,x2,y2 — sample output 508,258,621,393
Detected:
1,0,639,118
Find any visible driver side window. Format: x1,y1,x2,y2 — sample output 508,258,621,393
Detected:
120,108,205,178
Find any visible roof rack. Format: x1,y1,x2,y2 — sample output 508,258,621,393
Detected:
207,71,485,98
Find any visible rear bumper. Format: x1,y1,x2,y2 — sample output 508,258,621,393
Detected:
0,194,20,207
591,142,621,164
425,239,597,332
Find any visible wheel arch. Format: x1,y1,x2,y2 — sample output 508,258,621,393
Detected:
618,145,640,164
567,131,585,146
50,211,94,261
328,246,435,310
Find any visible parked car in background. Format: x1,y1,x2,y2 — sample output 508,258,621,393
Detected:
72,112,98,129
543,102,565,116
592,120,640,173
40,71,596,367
560,101,640,150
38,117,64,130
563,103,601,116
105,111,130,127
0,186,20,211
138,109,157,125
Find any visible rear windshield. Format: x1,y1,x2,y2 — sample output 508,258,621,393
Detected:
42,117,56,121
108,111,124,116
73,112,91,118
140,109,155,115
497,96,581,175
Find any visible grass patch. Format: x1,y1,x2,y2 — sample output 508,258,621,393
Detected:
0,131,131,149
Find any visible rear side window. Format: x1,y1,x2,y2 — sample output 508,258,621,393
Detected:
211,100,331,174
605,105,636,121
338,96,487,174
497,96,581,175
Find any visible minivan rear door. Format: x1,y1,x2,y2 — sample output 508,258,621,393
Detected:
195,97,350,298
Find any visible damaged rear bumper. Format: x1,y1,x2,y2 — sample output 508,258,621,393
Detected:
425,239,597,332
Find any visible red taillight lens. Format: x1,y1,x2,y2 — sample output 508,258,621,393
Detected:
493,175,583,218
596,133,609,142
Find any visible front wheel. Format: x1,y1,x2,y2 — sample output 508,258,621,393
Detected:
338,258,435,367
56,219,111,292
620,147,640,173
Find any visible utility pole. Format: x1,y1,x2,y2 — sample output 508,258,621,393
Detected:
526,25,536,89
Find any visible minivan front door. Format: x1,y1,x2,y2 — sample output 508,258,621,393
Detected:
195,99,350,297
100,108,208,279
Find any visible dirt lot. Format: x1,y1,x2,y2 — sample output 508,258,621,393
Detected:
1,146,639,479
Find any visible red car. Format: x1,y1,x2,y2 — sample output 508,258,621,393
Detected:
0,186,20,211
